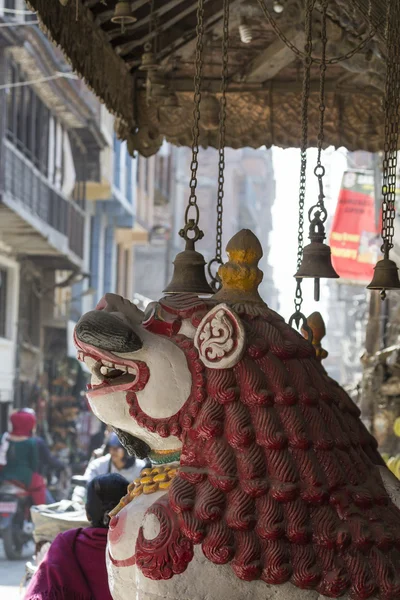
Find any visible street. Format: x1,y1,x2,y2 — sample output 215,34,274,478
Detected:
0,540,33,599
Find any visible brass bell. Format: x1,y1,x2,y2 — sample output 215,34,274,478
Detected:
294,209,339,301
111,2,137,26
163,221,213,295
139,49,161,72
367,256,400,300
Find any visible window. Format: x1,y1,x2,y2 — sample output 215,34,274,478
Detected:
144,159,149,194
0,268,8,338
126,151,132,204
124,249,129,298
136,157,140,185
5,1,16,9
6,60,50,177
27,280,40,347
114,134,121,189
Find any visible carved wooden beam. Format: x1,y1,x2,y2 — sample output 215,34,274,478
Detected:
159,0,244,65
243,28,305,83
167,77,382,95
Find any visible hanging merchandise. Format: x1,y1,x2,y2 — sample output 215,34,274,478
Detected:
367,0,400,300
111,2,137,33
163,0,213,295
294,0,339,302
207,0,229,292
288,0,313,338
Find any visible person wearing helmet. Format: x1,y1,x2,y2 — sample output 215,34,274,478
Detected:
71,433,149,503
0,411,47,505
84,432,149,481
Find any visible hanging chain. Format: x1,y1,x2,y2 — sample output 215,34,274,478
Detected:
381,0,400,260
289,0,314,339
208,0,229,290
180,0,205,244
256,0,382,66
314,0,328,215
144,0,155,53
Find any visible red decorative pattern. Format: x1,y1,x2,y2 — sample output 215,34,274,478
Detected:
126,334,206,440
161,307,400,600
135,495,194,580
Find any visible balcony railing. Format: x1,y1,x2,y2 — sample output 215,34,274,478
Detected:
3,140,85,258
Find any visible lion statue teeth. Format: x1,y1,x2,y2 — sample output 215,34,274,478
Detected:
75,230,400,600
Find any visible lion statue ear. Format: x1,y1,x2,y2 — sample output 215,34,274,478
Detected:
194,303,246,369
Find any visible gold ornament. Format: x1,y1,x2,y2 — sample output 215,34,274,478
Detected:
109,465,178,518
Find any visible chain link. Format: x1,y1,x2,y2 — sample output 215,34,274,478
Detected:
208,0,229,290
256,0,381,66
293,0,314,316
316,0,328,173
183,0,205,233
381,0,400,258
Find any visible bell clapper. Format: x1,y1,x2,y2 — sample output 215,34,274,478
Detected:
314,278,320,302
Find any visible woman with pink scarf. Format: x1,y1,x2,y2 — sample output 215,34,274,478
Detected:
25,473,129,600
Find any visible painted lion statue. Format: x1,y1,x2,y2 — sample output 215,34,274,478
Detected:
75,230,400,600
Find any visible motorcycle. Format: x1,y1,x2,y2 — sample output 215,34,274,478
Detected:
0,480,34,560
24,475,89,584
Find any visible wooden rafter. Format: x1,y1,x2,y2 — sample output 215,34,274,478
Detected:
107,0,189,42
115,0,219,56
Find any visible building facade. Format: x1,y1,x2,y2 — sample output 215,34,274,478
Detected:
0,1,110,430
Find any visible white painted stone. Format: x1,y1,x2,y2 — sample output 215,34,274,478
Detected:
141,512,161,541
85,322,191,451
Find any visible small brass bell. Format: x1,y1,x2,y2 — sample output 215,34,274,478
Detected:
163,220,213,295
294,209,339,301
139,44,161,72
111,2,137,27
367,255,400,300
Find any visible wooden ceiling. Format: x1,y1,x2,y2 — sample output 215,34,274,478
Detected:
27,0,387,156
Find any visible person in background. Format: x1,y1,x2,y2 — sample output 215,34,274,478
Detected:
21,408,64,503
25,473,129,600
72,432,149,502
85,432,149,481
0,411,47,505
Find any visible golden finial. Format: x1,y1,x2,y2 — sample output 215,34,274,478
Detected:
301,312,328,361
214,229,264,303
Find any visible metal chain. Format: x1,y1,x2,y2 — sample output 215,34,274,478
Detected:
208,0,229,290
182,0,205,236
316,1,327,168
289,0,314,340
314,0,328,213
381,0,400,258
144,0,155,53
256,0,381,66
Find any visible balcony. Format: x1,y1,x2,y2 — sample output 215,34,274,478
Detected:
0,140,84,267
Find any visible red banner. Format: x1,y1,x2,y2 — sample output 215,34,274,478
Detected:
330,171,380,282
